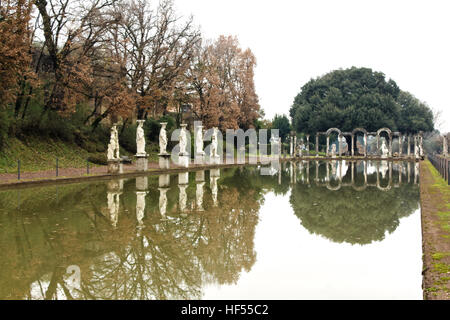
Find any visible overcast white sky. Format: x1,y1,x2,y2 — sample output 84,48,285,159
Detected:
176,0,449,133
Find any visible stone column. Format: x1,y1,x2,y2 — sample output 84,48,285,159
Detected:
399,134,403,157
351,135,355,157
414,135,419,160
316,135,319,157
444,134,448,157
419,133,424,158
407,135,411,158
294,136,297,157
290,136,293,157
389,134,393,158
326,136,330,157
364,135,368,158
306,135,310,156
338,135,342,157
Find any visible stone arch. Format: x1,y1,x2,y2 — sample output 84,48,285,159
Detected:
376,128,393,157
326,128,343,157
352,128,368,157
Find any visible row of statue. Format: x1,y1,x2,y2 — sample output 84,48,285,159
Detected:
107,121,221,163
288,128,425,159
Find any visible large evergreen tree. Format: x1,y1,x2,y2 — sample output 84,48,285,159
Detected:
290,67,434,134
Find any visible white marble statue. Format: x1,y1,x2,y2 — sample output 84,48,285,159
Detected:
159,123,168,155
107,142,115,161
179,124,188,156
136,120,146,156
196,182,205,211
196,126,205,155
113,126,120,160
108,126,119,161
158,188,168,218
211,128,219,158
380,140,389,158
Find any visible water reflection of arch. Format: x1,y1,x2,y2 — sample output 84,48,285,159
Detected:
376,161,393,191
325,161,342,191
351,160,368,191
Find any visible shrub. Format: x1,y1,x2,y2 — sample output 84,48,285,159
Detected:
0,110,9,150
88,154,107,165
120,124,137,154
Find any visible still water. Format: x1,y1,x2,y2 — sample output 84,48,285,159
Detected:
0,160,422,300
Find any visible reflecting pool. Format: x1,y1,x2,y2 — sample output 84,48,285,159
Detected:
0,160,422,300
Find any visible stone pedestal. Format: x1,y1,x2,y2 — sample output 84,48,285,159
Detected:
195,153,205,165
159,154,171,170
179,154,190,168
210,156,221,165
135,155,148,172
108,160,121,174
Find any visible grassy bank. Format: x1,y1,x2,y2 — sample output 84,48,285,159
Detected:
0,137,101,173
420,160,450,300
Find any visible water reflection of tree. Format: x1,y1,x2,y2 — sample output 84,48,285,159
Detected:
289,179,420,245
0,169,262,300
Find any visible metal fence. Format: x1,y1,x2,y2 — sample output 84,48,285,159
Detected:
428,153,449,185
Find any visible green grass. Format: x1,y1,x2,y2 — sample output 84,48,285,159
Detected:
0,136,163,174
0,137,101,173
432,252,450,261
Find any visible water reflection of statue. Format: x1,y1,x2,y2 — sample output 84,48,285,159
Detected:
158,188,169,218
136,121,146,156
107,192,120,228
179,124,188,156
196,182,205,211
379,161,389,179
381,140,389,158
136,191,147,228
159,123,168,155
331,144,337,158
210,170,220,207
179,185,188,212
